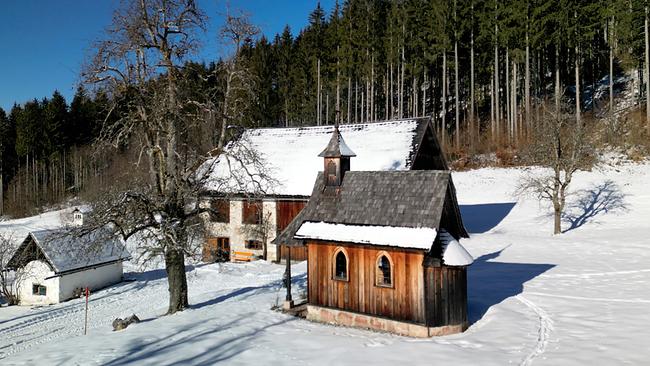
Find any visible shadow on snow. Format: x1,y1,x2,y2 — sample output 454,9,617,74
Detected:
467,248,555,324
562,180,627,233
460,202,516,234
102,273,308,366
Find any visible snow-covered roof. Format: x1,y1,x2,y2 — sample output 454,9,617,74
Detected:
439,230,473,266
9,227,131,274
203,119,427,197
294,221,438,250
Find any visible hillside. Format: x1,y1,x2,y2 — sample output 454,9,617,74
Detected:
1,159,649,365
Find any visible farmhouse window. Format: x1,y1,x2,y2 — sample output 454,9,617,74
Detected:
376,253,393,287
333,249,348,281
242,201,262,225
32,284,47,296
246,240,263,250
203,237,230,262
210,200,230,223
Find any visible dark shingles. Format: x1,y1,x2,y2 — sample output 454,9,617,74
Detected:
273,170,451,246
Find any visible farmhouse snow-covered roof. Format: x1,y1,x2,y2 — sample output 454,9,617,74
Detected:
8,227,131,274
203,119,430,197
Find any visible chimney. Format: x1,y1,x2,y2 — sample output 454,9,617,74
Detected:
72,208,83,227
318,124,356,187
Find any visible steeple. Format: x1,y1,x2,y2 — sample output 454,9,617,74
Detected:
319,123,355,187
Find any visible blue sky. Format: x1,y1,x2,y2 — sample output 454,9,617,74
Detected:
0,0,334,111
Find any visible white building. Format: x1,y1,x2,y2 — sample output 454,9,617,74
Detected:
7,221,131,305
201,118,450,262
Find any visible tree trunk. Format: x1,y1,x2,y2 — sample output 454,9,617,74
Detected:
553,203,562,235
317,58,321,126
326,93,329,125
555,44,561,111
384,70,388,120
525,26,531,136
346,77,351,124
336,47,341,125
218,72,232,149
513,60,518,144
470,17,476,148
575,43,581,127
506,48,511,141
399,45,405,118
165,247,188,314
646,4,650,131
371,55,375,121
494,1,500,143
610,17,615,117
355,79,358,123
494,29,500,142
390,62,394,119
491,73,495,140
455,35,460,148
442,51,447,142
423,68,428,116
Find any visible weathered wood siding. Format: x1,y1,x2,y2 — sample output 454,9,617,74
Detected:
410,125,448,171
307,242,426,324
276,200,308,261
424,266,467,327
276,201,307,233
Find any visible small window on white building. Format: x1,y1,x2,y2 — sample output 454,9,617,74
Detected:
32,284,47,296
245,240,263,250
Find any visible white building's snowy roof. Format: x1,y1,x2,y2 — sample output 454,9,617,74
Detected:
439,230,473,266
9,227,131,274
295,221,438,250
203,119,425,197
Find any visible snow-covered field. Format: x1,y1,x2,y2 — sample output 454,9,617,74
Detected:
1,159,649,365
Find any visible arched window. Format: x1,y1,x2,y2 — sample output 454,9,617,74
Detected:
376,253,393,287
327,160,337,185
333,248,348,281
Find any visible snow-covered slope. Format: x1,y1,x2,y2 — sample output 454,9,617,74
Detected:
1,160,650,365
0,208,75,244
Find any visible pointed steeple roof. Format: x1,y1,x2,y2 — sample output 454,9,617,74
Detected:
318,125,356,157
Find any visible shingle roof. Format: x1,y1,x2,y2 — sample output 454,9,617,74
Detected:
8,227,131,274
273,170,453,247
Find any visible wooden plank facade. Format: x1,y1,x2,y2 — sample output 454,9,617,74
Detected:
307,242,427,324
423,265,468,327
276,201,308,261
307,241,468,328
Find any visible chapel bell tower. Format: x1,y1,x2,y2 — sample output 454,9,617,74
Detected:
318,124,356,187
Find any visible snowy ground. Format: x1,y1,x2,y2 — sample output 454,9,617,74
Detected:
1,159,650,365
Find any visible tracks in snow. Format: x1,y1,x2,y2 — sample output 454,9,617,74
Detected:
517,295,554,366
0,279,167,359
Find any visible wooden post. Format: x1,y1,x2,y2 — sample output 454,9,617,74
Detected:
284,246,293,310
84,287,89,335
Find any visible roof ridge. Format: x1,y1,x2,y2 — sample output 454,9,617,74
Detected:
243,118,427,133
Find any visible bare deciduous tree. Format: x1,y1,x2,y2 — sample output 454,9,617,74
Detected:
82,0,272,314
517,100,596,234
216,10,260,147
238,207,274,260
0,232,26,305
